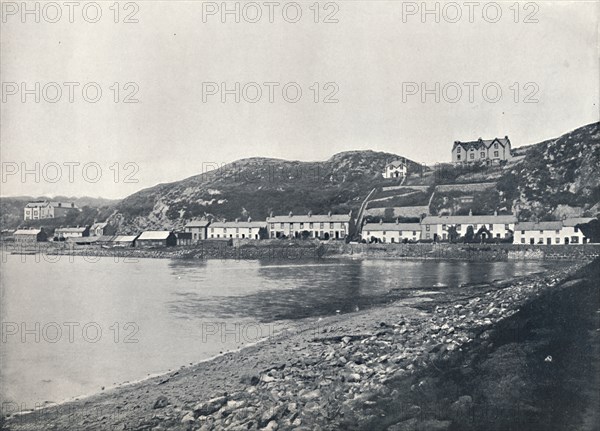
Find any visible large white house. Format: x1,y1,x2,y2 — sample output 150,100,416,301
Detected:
267,211,352,240
514,217,594,245
383,160,408,179
451,137,512,164
24,201,79,220
420,212,517,241
208,218,266,240
362,220,421,243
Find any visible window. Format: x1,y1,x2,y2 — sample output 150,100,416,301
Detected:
426,233,430,239
457,155,461,160
494,143,498,149
211,228,214,232
383,231,386,235
366,231,370,236
413,231,416,235
223,228,227,233
457,147,461,152
574,227,579,232
391,238,395,243
290,223,294,229
330,222,334,229
442,224,446,230
521,230,525,234
456,224,461,230
470,153,474,159
270,223,274,229
320,223,324,229
309,223,313,229
426,225,430,231
300,223,304,229
539,230,543,234
555,238,560,244
521,238,525,244
473,224,478,229
505,224,509,230
480,152,485,158
280,223,284,228
236,228,239,233
399,231,403,236
494,151,499,157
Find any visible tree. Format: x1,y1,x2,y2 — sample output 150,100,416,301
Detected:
576,219,600,243
448,225,459,243
464,225,475,243
301,230,310,240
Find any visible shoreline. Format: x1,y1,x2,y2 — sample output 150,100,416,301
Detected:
2,259,595,431
4,240,600,262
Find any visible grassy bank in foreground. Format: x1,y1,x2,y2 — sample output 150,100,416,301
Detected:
2,259,596,430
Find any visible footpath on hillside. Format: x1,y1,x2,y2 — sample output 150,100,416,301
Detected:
2,259,598,431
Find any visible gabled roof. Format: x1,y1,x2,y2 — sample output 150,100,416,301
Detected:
386,160,406,168
562,217,595,227
14,229,43,235
422,214,517,225
55,227,89,234
452,137,510,151
515,221,563,231
25,201,49,208
210,221,267,229
112,235,138,242
49,202,77,209
91,222,108,230
363,223,421,232
185,220,210,228
137,231,174,240
267,214,352,223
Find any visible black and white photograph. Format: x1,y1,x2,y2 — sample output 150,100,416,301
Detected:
1,1,599,430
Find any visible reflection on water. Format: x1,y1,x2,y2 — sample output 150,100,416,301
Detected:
1,255,568,407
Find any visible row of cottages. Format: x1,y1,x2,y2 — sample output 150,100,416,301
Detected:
267,211,352,240
363,221,421,243
208,219,266,240
514,218,595,245
451,136,512,164
24,201,79,220
420,212,518,241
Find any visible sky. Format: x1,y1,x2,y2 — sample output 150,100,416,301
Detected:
1,0,598,199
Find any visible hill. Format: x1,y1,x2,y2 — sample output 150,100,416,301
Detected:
110,151,424,233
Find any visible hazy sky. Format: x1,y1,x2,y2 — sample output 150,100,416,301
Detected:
1,1,598,199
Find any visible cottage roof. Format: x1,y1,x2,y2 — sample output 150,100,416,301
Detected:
48,201,77,209
25,201,49,208
515,221,563,231
96,235,117,242
421,214,517,225
386,160,406,168
55,227,88,234
137,231,173,240
363,223,421,232
67,237,98,243
562,217,595,227
91,222,108,230
452,137,510,152
210,221,267,229
185,220,210,228
267,214,351,223
14,229,43,235
112,235,138,242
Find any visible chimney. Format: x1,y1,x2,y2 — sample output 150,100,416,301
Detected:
269,211,273,218
308,210,312,217
235,218,239,223
379,219,383,225
494,210,498,216
396,218,399,225
328,211,332,218
348,210,352,217
289,211,293,217
469,209,473,216
248,216,252,222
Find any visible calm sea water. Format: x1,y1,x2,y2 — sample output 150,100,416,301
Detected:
0,255,567,408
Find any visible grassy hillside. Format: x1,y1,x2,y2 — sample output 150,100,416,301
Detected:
111,151,424,233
